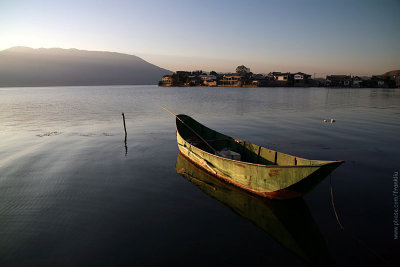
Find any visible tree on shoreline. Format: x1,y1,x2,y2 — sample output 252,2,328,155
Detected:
236,65,250,75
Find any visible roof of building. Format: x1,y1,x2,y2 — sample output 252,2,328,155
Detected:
223,73,244,77
327,75,351,78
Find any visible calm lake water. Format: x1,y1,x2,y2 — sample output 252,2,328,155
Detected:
0,85,399,266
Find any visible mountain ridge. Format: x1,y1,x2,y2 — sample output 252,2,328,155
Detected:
0,47,172,87
382,69,400,77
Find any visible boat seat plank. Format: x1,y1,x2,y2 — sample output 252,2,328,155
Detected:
259,147,276,165
277,152,295,166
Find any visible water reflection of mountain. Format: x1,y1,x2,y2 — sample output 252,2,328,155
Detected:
176,152,331,265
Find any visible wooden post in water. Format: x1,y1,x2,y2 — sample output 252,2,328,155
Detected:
122,112,128,155
122,113,127,139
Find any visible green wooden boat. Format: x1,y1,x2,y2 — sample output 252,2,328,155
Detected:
176,152,331,265
176,114,343,199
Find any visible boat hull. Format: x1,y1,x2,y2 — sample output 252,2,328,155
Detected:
176,115,343,199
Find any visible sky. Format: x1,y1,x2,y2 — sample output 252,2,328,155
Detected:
0,0,399,76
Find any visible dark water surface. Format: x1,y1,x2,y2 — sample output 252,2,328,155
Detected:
0,86,399,266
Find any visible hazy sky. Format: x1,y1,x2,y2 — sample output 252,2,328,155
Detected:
1,0,399,75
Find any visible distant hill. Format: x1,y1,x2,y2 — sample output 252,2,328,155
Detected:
0,47,172,87
382,69,400,77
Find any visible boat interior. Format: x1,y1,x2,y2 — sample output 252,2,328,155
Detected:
177,115,323,166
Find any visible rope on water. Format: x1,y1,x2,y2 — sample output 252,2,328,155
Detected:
329,175,392,266
330,175,344,230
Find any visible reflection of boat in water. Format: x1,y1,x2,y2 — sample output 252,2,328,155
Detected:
176,152,331,265
175,114,343,199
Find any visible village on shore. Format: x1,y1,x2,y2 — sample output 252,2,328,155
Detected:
159,65,400,88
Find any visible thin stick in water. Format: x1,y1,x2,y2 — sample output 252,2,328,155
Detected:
122,112,128,155
122,112,127,139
